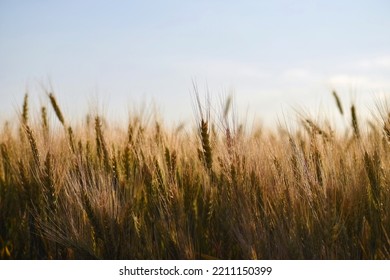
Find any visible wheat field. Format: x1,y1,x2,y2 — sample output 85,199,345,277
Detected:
0,91,389,259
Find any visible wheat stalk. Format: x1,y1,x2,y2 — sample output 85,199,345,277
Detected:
44,152,56,213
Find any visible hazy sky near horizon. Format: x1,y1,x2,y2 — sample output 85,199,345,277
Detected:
1,0,390,126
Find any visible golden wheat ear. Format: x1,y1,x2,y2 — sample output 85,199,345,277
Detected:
200,119,212,170
41,106,48,132
351,105,360,138
22,93,29,125
48,93,65,126
24,124,40,167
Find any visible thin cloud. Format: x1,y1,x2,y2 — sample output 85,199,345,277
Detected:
282,68,314,81
356,55,390,69
175,58,270,80
329,74,390,90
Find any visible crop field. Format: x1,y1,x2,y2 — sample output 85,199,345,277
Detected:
0,91,389,259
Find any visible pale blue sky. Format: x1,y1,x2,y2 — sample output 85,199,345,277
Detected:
1,0,390,126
